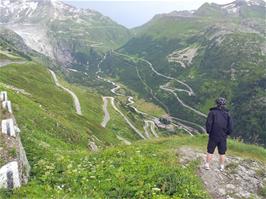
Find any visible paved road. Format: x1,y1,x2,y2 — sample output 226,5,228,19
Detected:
113,51,207,118
113,51,206,133
109,96,146,139
96,55,158,139
101,97,110,128
49,70,82,115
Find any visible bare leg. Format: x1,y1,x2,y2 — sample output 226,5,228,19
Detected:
206,153,213,163
205,153,213,169
219,155,225,165
219,155,225,171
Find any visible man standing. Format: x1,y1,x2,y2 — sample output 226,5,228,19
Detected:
205,97,233,171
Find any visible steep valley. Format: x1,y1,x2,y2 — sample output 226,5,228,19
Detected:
0,0,265,198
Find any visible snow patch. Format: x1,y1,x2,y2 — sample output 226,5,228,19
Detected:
248,0,264,6
221,2,239,13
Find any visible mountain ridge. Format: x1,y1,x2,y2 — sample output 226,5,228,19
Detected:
0,0,266,197
0,0,131,65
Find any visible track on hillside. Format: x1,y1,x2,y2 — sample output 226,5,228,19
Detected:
111,51,206,133
49,70,82,115
96,55,161,140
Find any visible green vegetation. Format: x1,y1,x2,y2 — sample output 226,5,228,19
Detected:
8,148,17,159
134,17,209,40
2,55,264,198
0,1,265,197
134,98,166,117
1,132,265,198
106,10,266,146
259,186,266,197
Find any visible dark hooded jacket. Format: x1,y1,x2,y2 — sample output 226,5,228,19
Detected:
206,107,233,141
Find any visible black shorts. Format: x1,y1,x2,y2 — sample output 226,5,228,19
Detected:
207,138,227,155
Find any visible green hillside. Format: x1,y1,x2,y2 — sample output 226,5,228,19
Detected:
1,121,265,198
1,36,264,198
0,0,265,197
100,1,266,146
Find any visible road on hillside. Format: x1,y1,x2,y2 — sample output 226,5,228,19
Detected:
0,60,26,67
96,55,159,140
113,51,207,117
101,96,110,128
49,70,82,115
112,51,206,133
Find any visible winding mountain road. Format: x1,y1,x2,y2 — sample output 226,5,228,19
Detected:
160,83,207,118
112,51,206,133
144,120,159,138
101,97,110,128
49,70,82,115
107,96,146,139
96,55,159,140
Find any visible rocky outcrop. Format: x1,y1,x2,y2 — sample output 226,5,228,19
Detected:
178,146,266,199
0,91,30,189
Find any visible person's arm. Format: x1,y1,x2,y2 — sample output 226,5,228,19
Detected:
227,114,233,135
206,111,214,134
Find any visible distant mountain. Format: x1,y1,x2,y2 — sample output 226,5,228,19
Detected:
195,0,266,18
134,0,265,38
0,0,131,66
0,0,266,197
0,0,265,145
101,0,266,146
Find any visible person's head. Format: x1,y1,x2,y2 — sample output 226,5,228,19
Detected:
216,97,226,108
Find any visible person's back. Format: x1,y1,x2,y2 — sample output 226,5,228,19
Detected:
206,106,232,141
205,97,233,171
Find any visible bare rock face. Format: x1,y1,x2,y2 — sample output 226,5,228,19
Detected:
177,147,266,199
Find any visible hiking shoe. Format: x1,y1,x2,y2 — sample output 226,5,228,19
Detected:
219,164,225,171
204,163,210,170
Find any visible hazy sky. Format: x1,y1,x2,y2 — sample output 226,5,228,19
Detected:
64,0,234,28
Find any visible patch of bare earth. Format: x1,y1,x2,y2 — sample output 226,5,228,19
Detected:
167,47,198,68
177,147,266,199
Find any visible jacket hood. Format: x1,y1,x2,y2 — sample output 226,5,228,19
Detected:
210,106,229,112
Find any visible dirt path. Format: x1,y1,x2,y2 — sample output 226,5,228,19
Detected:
178,147,266,199
49,70,82,115
0,60,26,68
0,82,31,96
116,135,131,145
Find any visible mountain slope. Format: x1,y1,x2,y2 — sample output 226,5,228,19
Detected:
1,129,265,198
100,0,266,146
0,0,265,197
3,32,263,199
0,0,131,66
